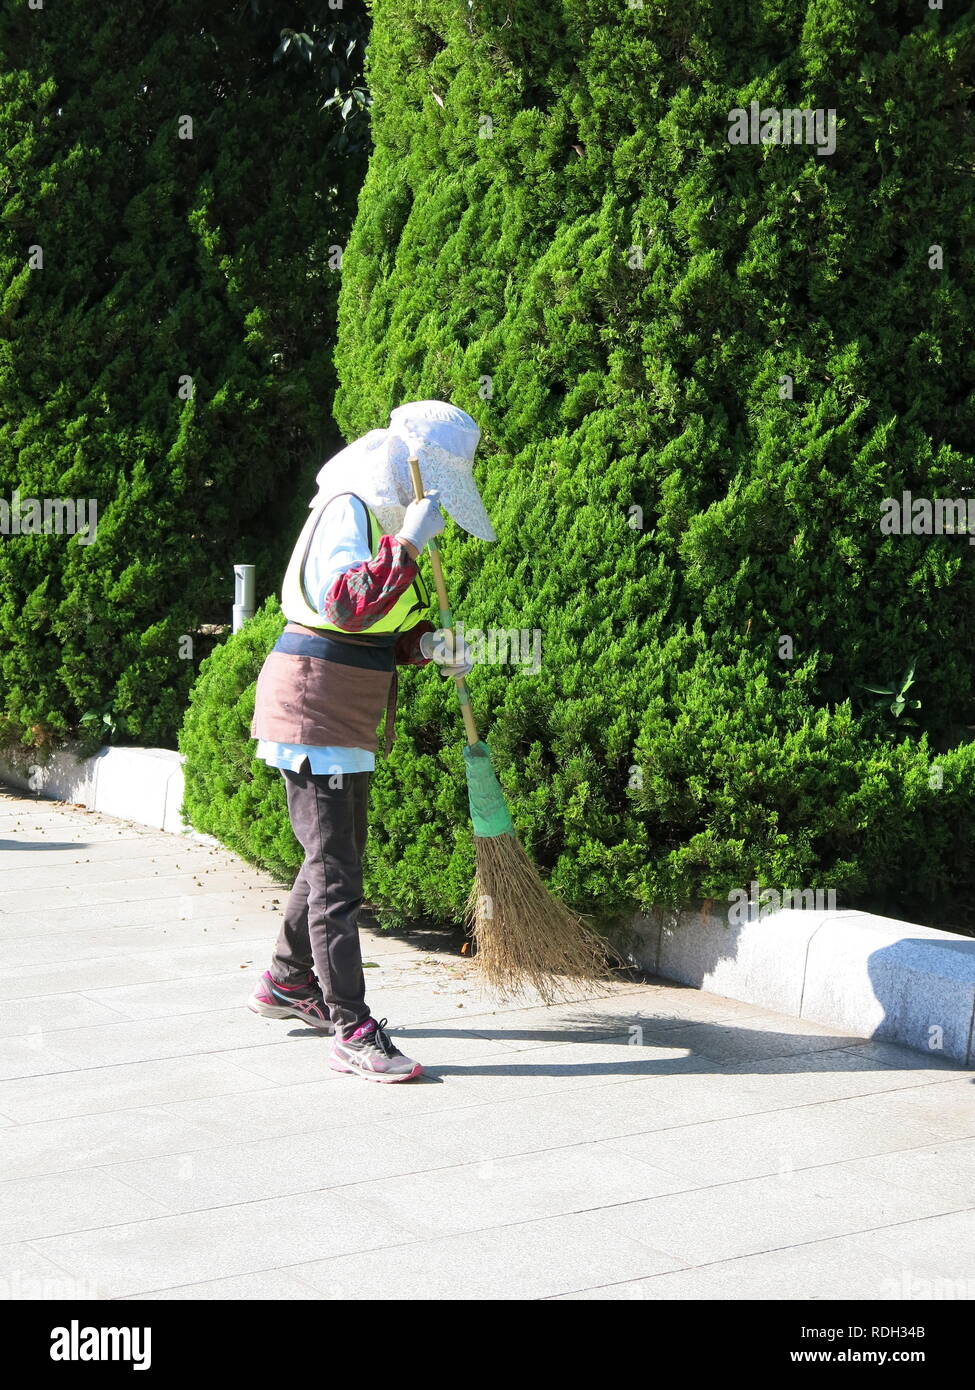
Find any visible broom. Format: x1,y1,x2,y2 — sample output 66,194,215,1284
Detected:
407,454,613,1002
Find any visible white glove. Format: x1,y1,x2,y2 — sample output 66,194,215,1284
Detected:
396,490,444,553
419,628,474,678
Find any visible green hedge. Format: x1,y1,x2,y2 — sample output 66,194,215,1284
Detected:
179,598,296,882
180,0,975,932
180,597,975,932
0,1,368,749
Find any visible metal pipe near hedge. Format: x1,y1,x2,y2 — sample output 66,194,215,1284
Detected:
232,564,255,633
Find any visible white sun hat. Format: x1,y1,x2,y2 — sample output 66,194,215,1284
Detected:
309,400,496,542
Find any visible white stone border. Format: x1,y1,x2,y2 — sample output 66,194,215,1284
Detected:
617,904,975,1066
0,742,189,835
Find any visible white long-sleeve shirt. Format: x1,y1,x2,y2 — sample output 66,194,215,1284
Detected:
255,495,377,775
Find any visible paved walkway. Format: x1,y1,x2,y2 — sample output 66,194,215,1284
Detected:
0,783,973,1301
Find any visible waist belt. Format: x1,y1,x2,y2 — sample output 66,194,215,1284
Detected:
275,624,397,671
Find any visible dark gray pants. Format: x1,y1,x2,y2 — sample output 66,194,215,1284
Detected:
270,767,372,1035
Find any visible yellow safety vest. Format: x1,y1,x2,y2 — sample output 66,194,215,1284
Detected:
281,492,430,634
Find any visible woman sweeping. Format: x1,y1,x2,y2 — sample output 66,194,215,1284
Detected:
247,400,494,1082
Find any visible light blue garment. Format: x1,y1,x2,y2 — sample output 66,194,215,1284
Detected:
255,495,377,774
255,741,375,774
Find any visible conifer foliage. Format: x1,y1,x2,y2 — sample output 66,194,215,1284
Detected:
0,0,368,748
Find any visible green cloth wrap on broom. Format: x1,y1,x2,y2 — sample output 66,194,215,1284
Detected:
462,741,515,838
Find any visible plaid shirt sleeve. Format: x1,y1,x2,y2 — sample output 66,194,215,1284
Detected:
320,532,422,630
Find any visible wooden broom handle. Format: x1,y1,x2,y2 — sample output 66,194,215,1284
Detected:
407,455,481,745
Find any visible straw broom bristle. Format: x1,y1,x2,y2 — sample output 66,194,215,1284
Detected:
464,831,614,1003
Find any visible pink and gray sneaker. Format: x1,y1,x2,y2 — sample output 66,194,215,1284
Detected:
330,1017,423,1082
248,969,333,1033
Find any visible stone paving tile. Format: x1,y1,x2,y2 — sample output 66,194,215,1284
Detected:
292,1208,685,1301
721,1047,971,1106
0,820,142,841
0,886,127,915
0,992,132,1037
0,1241,100,1300
103,1122,452,1213
0,957,177,1000
0,1107,230,1181
0,887,287,931
0,920,274,972
0,817,153,844
445,991,795,1054
0,837,225,867
0,871,271,915
340,1138,687,1241
0,846,222,888
839,1135,975,1202
160,1077,390,1142
356,926,469,959
0,1034,82,1082
0,1170,170,1243
379,1065,733,1165
158,1039,675,1135
837,1077,975,1141
344,981,706,1032
549,1207,975,1301
121,1269,325,1301
5,1007,303,1072
28,1189,414,1298
0,1054,272,1124
652,1014,866,1065
406,1005,648,1050
77,971,273,1021
0,940,273,1000
417,1036,726,1091
607,1095,955,1185
592,1164,970,1266
831,1039,969,1076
